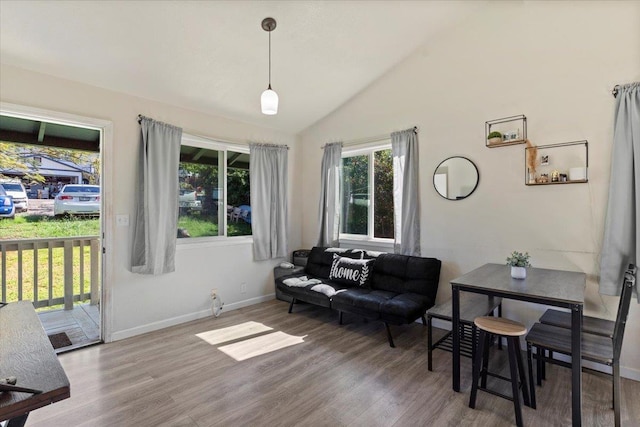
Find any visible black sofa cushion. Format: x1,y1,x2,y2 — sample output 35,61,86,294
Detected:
330,288,396,319
370,253,441,304
379,293,432,324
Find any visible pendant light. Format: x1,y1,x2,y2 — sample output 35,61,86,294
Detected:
261,17,278,115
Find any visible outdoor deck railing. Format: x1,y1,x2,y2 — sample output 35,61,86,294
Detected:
0,236,100,310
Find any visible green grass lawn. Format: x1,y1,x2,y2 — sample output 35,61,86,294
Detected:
0,215,100,239
1,214,252,239
178,215,252,237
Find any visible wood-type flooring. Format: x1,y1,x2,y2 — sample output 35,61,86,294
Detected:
25,299,640,426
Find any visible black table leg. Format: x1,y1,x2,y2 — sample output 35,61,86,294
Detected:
427,314,433,371
452,285,461,392
571,303,583,426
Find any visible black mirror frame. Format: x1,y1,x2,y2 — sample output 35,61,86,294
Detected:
433,156,480,201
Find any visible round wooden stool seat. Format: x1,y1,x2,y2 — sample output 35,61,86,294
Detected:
474,316,527,336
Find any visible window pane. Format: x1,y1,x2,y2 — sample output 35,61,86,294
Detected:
178,146,223,238
341,155,369,235
374,149,394,238
227,150,251,237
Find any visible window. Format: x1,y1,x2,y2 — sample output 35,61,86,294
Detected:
177,135,251,239
341,145,394,240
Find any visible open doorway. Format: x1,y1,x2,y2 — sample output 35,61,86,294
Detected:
0,105,111,352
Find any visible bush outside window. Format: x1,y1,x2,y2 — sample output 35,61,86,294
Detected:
341,145,394,240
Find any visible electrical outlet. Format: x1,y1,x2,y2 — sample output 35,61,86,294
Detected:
240,283,247,294
116,214,129,227
210,289,217,299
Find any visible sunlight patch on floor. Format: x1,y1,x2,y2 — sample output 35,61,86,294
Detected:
217,331,306,361
196,321,273,346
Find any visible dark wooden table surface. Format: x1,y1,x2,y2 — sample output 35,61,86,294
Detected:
0,301,70,424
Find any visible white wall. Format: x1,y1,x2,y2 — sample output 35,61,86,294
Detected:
0,64,302,340
299,1,640,378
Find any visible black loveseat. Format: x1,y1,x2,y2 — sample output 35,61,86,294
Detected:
275,247,441,347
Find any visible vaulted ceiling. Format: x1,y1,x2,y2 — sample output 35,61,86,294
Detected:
0,1,486,134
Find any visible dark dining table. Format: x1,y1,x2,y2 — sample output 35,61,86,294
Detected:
0,301,70,427
450,263,586,426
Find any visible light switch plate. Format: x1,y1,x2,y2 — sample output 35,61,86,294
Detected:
116,214,129,227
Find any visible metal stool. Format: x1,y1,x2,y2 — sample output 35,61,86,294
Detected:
469,316,531,427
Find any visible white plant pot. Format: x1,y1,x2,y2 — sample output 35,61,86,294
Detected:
488,137,502,145
511,266,527,279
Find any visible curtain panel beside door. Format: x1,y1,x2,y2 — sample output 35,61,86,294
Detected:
131,116,182,275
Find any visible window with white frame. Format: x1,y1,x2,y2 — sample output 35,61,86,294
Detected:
340,143,394,240
177,135,251,239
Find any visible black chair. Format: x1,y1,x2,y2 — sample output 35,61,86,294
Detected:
538,307,614,338
525,264,636,427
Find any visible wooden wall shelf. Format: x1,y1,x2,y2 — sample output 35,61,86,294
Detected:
485,115,527,148
525,140,588,186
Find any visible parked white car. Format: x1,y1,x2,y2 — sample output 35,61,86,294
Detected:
53,184,100,216
0,181,28,212
178,189,202,213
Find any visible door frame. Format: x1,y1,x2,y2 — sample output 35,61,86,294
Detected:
1,101,114,342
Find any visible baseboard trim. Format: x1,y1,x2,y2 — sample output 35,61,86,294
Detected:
620,366,640,382
111,294,276,342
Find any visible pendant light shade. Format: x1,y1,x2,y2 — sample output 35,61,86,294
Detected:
261,17,278,115
261,85,279,115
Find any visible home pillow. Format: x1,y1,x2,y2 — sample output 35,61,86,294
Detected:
328,254,375,287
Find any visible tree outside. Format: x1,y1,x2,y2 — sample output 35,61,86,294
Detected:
341,149,394,238
178,156,251,238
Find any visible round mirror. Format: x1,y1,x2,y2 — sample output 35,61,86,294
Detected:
433,156,479,200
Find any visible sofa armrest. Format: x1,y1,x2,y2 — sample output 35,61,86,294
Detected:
274,265,305,280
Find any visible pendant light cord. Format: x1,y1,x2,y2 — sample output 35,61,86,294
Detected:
268,30,272,89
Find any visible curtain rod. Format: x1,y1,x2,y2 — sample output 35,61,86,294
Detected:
612,85,620,98
321,126,418,149
137,114,289,149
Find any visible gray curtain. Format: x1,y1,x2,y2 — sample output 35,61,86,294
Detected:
600,82,640,300
317,142,343,247
392,128,421,256
249,143,288,260
131,116,182,274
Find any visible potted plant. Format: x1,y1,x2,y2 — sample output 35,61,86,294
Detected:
506,251,531,279
487,131,503,145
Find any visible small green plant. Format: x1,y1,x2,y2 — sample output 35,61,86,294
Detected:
506,251,531,267
488,131,503,139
